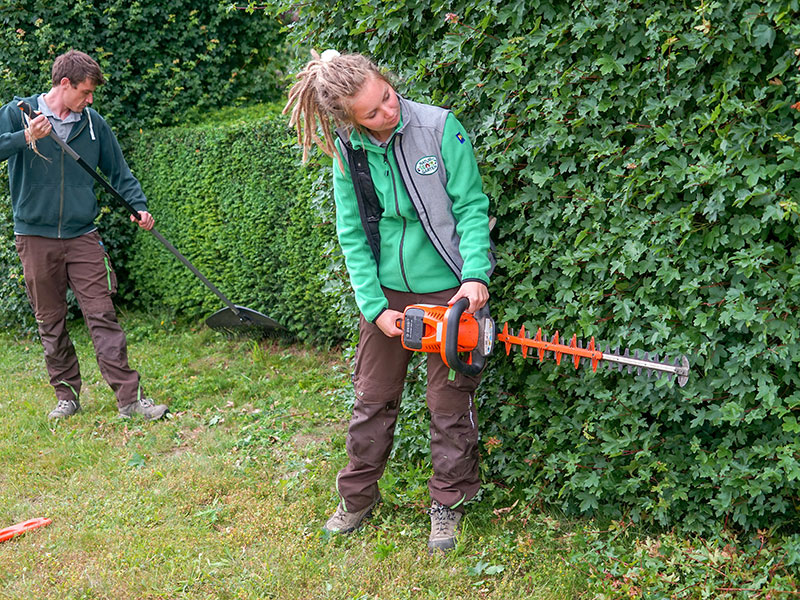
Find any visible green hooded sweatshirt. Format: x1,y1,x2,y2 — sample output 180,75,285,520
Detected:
0,93,147,239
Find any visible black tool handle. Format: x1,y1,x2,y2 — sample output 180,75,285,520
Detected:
16,100,239,315
444,297,487,376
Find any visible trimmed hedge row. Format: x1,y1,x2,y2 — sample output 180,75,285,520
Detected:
258,0,800,532
0,0,285,137
123,105,346,343
0,170,34,334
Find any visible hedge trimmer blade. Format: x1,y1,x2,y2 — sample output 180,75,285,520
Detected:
496,324,691,387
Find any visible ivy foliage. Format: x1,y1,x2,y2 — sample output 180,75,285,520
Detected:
261,0,800,532
0,0,286,136
123,104,344,344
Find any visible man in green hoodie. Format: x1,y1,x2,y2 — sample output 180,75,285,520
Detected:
0,50,168,421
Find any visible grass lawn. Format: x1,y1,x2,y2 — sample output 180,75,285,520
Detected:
3,312,797,599
0,312,587,599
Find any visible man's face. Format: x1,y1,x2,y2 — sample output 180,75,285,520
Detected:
60,78,96,113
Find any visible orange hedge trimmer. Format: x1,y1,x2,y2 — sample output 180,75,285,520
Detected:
399,298,690,386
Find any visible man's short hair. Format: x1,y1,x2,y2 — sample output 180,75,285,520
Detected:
51,50,106,87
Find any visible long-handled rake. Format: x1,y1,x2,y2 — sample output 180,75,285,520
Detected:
18,100,279,335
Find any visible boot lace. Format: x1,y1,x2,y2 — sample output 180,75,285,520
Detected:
430,502,458,536
54,398,74,412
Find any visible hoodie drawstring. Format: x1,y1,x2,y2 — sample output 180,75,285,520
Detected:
85,107,95,141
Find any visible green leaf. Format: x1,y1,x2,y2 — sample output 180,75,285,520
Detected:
127,452,146,469
752,23,776,49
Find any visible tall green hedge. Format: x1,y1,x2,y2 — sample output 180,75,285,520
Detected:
123,105,346,343
0,1,285,136
257,0,800,532
0,170,34,334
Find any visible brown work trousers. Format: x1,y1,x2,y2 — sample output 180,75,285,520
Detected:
336,287,482,513
15,232,141,409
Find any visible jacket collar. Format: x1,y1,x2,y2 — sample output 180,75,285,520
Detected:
21,92,92,143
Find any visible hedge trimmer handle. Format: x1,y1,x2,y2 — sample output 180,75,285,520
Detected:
399,299,495,376
443,298,489,376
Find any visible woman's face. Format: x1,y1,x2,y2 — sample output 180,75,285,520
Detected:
349,76,400,142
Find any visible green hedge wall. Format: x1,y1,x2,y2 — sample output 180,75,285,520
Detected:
123,105,346,343
0,0,285,136
0,170,34,334
259,0,800,532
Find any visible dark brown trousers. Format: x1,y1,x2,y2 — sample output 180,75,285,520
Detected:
336,287,481,513
15,232,140,409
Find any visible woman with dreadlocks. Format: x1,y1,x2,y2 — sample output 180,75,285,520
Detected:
284,50,494,553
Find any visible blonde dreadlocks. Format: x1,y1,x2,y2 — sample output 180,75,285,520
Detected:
282,51,390,166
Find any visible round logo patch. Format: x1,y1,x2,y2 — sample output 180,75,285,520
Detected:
415,156,439,175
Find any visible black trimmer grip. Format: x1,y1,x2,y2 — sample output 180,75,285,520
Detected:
443,297,487,376
16,100,37,119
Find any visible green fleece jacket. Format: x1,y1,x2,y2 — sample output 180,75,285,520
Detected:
0,93,147,239
333,106,492,322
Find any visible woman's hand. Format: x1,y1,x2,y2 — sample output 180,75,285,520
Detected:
375,308,404,337
447,281,489,313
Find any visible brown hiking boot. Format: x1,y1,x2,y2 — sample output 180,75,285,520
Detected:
323,493,381,534
428,500,462,553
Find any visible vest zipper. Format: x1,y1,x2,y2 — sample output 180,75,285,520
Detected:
384,149,411,292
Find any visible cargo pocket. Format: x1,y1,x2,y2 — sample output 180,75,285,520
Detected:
427,368,481,415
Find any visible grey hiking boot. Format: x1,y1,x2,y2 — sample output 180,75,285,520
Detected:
428,500,462,553
118,397,169,421
48,398,81,419
323,493,381,534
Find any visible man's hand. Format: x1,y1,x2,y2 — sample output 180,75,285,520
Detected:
375,308,404,338
131,210,155,231
25,114,52,143
447,281,489,313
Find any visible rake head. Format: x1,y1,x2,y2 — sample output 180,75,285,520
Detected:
205,305,283,337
